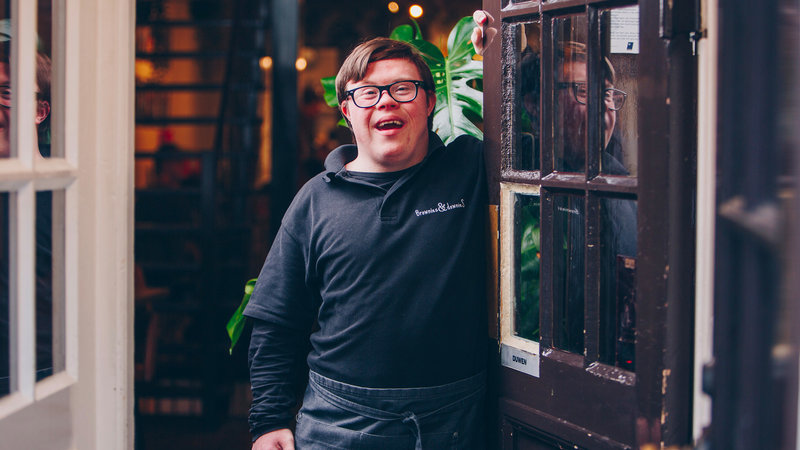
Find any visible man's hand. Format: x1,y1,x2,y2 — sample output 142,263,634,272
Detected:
471,10,497,56
253,428,295,450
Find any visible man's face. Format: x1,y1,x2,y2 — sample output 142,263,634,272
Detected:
0,62,9,158
557,60,617,166
341,58,435,172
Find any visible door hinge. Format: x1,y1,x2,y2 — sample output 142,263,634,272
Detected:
661,0,704,52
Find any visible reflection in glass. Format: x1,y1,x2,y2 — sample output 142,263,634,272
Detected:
0,15,10,159
515,21,541,171
36,190,65,379
1,192,9,395
552,192,585,354
601,6,640,176
0,5,53,159
554,15,588,173
37,0,54,158
35,191,52,379
598,196,638,370
514,194,540,341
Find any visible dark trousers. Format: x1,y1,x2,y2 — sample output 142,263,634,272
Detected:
295,370,486,450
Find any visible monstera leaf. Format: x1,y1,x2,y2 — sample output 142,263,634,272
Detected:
389,20,423,42
226,278,257,354
401,16,483,144
318,16,483,143
420,17,482,143
321,76,348,127
321,76,338,107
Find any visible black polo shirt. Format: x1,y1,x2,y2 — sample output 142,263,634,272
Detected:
244,133,487,436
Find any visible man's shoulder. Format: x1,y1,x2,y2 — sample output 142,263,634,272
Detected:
442,134,483,159
445,133,483,150
434,134,483,169
281,174,330,222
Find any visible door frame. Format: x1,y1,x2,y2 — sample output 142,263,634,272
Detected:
482,0,697,447
0,0,134,448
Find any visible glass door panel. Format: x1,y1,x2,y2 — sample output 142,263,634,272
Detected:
514,192,541,342
515,21,541,172
597,195,637,370
551,191,585,354
553,15,588,174
600,5,639,177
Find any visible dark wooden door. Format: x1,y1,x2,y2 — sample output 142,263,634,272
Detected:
481,0,697,448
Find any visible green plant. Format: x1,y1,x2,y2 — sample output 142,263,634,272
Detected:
517,199,541,341
321,16,484,144
226,278,256,354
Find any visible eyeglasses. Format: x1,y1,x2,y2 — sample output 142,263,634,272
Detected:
555,82,627,111
0,85,43,109
345,80,426,108
0,85,10,108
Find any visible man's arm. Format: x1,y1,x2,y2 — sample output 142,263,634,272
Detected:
248,318,311,442
245,223,316,443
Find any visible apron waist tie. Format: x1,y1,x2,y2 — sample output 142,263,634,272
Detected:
401,411,423,450
308,373,483,450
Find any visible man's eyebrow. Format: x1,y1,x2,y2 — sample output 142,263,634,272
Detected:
352,77,417,86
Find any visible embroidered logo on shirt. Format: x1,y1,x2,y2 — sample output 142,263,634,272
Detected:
415,199,466,217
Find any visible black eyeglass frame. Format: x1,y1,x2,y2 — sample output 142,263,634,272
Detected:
345,80,428,109
0,84,44,109
555,81,628,111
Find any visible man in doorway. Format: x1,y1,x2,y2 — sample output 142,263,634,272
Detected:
245,12,495,450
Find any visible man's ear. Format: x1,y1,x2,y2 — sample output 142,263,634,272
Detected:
35,100,50,125
426,91,436,116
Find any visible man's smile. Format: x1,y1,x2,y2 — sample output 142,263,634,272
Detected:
375,118,405,131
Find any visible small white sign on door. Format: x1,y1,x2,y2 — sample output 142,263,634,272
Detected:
610,6,639,54
501,344,540,378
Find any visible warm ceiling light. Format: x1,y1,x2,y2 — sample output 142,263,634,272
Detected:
387,1,399,13
295,57,308,71
259,56,273,70
409,4,423,18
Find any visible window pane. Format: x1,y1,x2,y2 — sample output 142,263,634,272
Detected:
515,21,541,171
36,189,65,380
1,192,8,396
552,192,584,354
34,191,52,378
515,193,540,341
600,6,639,176
597,196,637,370
0,12,10,158
554,15,588,173
0,5,52,159
37,0,54,158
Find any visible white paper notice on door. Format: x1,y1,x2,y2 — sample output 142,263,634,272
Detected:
610,6,639,54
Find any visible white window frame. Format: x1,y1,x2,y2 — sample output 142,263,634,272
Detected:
0,0,79,414
0,0,134,447
499,183,541,364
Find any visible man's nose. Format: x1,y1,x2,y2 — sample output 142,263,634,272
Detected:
604,93,615,110
375,88,398,108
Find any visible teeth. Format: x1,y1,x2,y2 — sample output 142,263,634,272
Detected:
378,120,403,129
